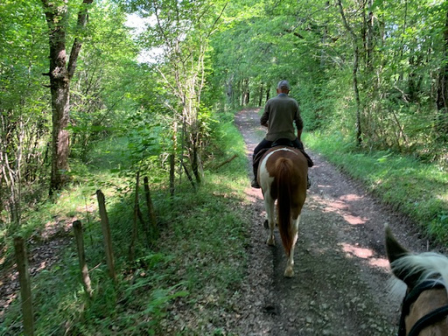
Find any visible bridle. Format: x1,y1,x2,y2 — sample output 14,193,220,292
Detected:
398,279,448,336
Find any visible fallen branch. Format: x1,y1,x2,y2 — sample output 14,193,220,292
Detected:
214,154,237,170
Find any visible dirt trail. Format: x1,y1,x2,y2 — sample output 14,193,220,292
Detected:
233,108,433,336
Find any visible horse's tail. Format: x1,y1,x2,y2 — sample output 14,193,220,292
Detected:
275,157,294,257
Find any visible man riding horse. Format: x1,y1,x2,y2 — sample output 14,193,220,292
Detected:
251,80,312,189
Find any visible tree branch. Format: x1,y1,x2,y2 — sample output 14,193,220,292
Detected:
67,0,94,79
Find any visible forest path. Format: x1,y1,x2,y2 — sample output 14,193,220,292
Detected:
233,108,430,336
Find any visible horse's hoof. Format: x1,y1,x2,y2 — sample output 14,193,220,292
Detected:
284,268,294,278
266,237,275,246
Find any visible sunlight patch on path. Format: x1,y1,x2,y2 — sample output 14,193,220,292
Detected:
245,187,263,203
341,243,389,270
317,194,367,225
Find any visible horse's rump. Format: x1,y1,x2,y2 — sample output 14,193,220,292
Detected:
254,143,313,174
263,147,308,200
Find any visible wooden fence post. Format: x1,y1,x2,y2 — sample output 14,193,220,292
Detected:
72,220,93,297
96,190,116,281
13,236,34,336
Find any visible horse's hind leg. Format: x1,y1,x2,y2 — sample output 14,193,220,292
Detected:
284,214,301,277
264,194,275,246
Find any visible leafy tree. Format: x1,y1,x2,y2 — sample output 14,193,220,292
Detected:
40,0,94,195
0,0,138,229
0,0,50,226
122,0,229,188
69,2,139,161
207,0,448,162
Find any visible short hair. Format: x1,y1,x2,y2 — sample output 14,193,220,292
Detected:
277,80,291,90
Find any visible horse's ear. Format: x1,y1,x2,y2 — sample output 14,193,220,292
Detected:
385,224,420,288
385,224,409,264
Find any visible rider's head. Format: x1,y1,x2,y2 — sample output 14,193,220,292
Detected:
276,80,291,94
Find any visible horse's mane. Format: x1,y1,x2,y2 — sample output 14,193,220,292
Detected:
389,252,448,299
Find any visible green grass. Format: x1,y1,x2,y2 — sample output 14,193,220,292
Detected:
304,131,448,244
0,111,251,335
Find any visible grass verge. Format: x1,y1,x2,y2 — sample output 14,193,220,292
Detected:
304,131,448,244
0,112,251,335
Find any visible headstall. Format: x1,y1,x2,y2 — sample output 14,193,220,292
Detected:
398,280,448,336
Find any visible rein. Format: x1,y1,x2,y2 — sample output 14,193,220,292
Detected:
398,280,448,336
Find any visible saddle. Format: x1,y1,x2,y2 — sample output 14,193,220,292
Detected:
253,138,314,170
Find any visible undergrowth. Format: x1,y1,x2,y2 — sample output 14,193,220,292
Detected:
0,111,250,335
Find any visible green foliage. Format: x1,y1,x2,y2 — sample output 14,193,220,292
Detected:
206,0,448,165
0,0,141,231
1,104,251,335
0,0,52,206
125,112,167,164
70,2,140,161
123,0,232,184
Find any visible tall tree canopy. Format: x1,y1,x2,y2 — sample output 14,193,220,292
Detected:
2,0,448,229
208,0,448,159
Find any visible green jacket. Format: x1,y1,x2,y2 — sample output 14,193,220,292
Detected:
260,93,303,141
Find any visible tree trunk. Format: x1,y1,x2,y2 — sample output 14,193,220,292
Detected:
41,0,93,195
169,153,175,197
337,0,362,145
436,8,448,133
0,111,21,226
321,1,330,68
408,53,423,102
360,1,367,67
237,80,241,106
243,78,250,105
190,132,201,184
226,78,233,103
366,1,374,73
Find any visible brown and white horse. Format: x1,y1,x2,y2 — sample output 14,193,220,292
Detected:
258,146,308,277
385,224,448,336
